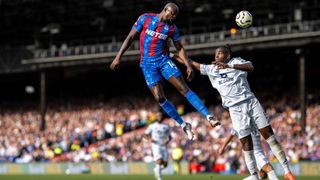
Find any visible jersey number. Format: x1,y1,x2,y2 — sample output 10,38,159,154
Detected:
167,61,177,69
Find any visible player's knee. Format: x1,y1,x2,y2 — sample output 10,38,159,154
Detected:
178,86,189,96
157,97,166,104
154,95,166,103
240,135,253,151
259,125,274,139
179,83,190,95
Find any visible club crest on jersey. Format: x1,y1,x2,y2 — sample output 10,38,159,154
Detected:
219,73,228,78
145,29,168,40
218,73,234,85
164,25,169,30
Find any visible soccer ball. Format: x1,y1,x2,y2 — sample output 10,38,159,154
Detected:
235,10,253,28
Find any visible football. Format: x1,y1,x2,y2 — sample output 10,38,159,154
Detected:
235,10,253,28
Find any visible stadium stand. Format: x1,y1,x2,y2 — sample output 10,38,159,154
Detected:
0,0,320,176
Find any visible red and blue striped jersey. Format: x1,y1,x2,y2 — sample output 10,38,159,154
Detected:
133,13,180,61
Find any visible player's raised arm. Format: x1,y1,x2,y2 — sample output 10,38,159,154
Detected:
214,61,254,72
110,28,139,71
173,41,194,81
230,62,254,72
170,53,201,71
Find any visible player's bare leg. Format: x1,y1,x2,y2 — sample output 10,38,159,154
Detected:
258,163,278,180
259,126,295,180
168,76,220,127
150,83,194,140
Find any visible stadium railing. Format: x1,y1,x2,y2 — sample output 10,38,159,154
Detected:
29,20,320,60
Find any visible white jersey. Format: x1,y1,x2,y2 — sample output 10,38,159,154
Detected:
145,121,170,146
200,57,255,108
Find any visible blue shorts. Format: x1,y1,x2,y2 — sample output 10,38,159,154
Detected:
140,56,182,87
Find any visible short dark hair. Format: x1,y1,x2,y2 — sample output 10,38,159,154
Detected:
218,44,232,55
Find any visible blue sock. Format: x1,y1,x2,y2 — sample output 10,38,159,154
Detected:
185,90,210,117
160,99,184,125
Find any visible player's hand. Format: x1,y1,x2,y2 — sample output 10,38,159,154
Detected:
186,66,194,81
213,61,229,69
218,146,225,155
110,57,121,71
142,135,151,142
209,119,221,128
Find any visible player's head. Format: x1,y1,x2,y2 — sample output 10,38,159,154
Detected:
214,45,232,63
162,2,179,21
156,111,165,123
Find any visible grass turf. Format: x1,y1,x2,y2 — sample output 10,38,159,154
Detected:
0,174,319,180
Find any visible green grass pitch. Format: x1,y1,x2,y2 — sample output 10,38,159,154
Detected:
0,174,319,180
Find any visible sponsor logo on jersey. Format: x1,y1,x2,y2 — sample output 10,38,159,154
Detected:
218,77,234,85
145,29,168,40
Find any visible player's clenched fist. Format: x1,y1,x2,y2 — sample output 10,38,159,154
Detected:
213,61,229,69
110,58,120,71
186,67,194,81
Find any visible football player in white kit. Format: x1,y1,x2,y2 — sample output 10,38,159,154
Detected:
144,113,172,180
219,128,278,180
170,45,295,180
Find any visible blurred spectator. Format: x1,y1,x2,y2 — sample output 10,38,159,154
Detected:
0,93,319,177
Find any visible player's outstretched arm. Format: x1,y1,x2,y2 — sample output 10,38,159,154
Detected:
233,63,254,72
218,134,235,155
110,29,139,71
173,41,194,81
213,61,254,72
170,53,201,71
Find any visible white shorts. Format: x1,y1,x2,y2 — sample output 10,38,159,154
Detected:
152,144,168,162
251,130,269,170
229,98,270,139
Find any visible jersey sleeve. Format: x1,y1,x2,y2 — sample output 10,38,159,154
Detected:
200,64,216,75
171,25,180,42
133,14,145,33
229,57,252,65
230,129,238,137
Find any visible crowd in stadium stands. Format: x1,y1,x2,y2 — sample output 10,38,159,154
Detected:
0,95,319,174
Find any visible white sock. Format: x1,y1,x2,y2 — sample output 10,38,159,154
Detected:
266,135,290,174
267,170,279,180
243,150,258,176
249,175,259,180
154,164,161,179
